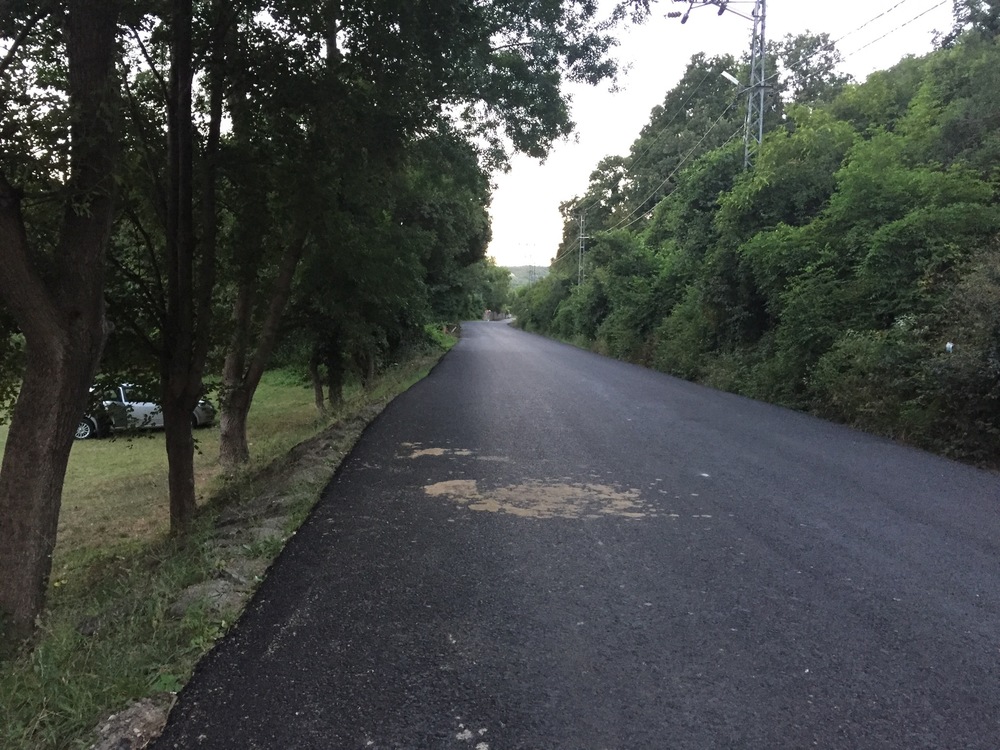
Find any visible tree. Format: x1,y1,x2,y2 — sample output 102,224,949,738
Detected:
581,52,744,229
213,0,638,470
0,1,121,645
776,32,852,105
941,0,1000,45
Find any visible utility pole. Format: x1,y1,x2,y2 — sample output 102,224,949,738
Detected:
577,211,586,285
744,0,767,168
670,0,768,168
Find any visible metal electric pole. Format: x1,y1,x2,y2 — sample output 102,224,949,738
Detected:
744,0,767,168
670,0,768,168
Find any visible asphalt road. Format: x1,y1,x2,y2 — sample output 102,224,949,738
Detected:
154,321,1000,749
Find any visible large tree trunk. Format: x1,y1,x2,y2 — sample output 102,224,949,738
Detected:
325,339,345,409
218,276,253,470
0,2,119,646
216,0,345,470
0,338,107,645
309,350,327,418
219,386,252,468
163,0,198,532
219,280,254,468
161,0,228,531
218,231,307,473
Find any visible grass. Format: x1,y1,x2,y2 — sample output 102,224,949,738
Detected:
0,330,455,749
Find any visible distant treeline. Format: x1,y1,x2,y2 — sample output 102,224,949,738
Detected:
513,6,1000,465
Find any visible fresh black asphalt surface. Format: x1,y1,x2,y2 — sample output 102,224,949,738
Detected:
154,321,1000,749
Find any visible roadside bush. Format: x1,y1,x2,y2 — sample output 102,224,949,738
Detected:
808,325,933,439
651,288,712,379
926,247,1000,462
550,278,608,341
511,275,571,333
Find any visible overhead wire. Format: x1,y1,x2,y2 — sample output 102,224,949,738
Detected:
613,120,746,233
570,67,718,217
602,0,945,234
762,0,945,93
829,0,918,47
841,0,950,60
573,0,925,221
553,0,951,263
609,85,747,230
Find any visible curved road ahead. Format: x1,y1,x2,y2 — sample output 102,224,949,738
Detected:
155,321,1000,749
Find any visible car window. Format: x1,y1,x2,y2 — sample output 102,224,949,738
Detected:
122,387,156,404
102,388,123,403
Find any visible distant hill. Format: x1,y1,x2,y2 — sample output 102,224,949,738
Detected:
505,265,549,289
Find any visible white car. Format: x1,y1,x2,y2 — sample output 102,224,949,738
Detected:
75,385,216,440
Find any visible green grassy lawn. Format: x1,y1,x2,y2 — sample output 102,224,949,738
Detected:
0,371,321,575
0,339,453,749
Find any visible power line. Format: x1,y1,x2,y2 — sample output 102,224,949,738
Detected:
640,0,935,176
552,0,949,267
831,0,917,47
613,71,716,184
572,67,718,216
610,87,746,230
766,0,943,88
613,121,746,233
842,0,949,59
606,0,948,233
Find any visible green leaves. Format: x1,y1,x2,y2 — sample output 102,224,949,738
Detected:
517,22,1000,462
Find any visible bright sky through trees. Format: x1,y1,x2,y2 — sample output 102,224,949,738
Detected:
487,0,955,267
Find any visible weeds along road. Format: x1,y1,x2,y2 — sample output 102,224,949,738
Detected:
154,321,1000,749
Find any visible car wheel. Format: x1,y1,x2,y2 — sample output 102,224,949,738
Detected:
75,418,98,440
191,413,200,428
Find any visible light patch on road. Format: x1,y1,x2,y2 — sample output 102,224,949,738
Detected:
408,447,474,458
401,443,509,460
454,722,489,745
423,478,654,520
425,479,479,498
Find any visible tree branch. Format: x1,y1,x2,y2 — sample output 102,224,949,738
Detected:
122,75,169,226
123,205,168,320
126,23,169,105
0,172,58,340
0,6,51,79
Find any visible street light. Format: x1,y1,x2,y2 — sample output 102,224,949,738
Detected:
720,70,740,86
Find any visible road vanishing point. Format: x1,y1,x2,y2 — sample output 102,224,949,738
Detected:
154,321,1000,749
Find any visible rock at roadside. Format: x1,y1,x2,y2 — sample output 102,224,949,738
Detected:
167,579,245,619
89,697,171,750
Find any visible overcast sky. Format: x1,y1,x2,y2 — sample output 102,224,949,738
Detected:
487,0,955,268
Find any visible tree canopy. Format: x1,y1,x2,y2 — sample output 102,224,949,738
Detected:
0,0,642,647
